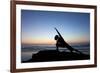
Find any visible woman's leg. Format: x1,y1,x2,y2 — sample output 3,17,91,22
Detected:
56,44,59,51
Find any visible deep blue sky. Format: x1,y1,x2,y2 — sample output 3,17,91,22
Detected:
21,10,90,45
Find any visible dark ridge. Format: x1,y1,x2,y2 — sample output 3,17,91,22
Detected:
22,50,90,63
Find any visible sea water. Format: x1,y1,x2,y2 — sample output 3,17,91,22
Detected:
21,44,90,62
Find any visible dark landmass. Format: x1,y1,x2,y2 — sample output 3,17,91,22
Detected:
22,50,90,63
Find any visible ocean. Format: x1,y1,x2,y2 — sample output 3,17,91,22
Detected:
21,44,90,62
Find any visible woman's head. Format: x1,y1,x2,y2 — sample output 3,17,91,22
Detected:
54,35,59,40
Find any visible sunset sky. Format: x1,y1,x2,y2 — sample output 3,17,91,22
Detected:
21,10,90,45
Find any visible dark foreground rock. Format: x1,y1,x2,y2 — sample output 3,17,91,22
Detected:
22,50,90,63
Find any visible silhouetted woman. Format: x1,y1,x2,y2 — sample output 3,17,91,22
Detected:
54,35,73,52
54,28,82,54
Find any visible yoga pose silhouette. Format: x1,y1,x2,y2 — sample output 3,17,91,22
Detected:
54,28,83,54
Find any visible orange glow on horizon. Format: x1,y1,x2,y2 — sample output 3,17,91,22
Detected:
22,38,56,45
22,37,89,45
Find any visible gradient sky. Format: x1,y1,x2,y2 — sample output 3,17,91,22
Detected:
21,10,90,45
